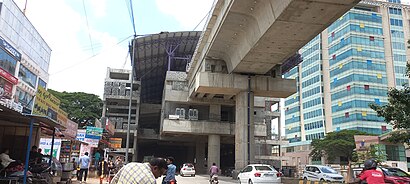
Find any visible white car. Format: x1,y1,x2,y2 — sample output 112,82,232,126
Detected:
180,163,195,177
237,164,281,184
302,165,344,183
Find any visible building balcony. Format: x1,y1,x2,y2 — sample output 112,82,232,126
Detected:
255,139,289,146
255,155,291,161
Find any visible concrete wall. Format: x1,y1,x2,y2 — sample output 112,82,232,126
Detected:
162,119,233,135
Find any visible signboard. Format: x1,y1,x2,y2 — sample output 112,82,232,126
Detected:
57,108,68,128
39,138,62,160
0,35,21,61
76,129,86,142
85,126,103,139
95,118,102,128
84,138,99,147
109,138,122,149
63,120,78,140
33,86,61,121
105,118,115,136
80,143,92,156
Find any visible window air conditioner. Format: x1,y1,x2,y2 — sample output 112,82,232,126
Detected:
175,108,185,120
188,109,198,120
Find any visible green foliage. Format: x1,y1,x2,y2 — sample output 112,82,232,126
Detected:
354,144,387,166
48,89,103,127
309,130,370,163
369,63,410,146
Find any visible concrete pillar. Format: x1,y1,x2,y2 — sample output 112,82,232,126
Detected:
321,31,333,134
207,135,220,168
381,6,396,88
195,140,206,174
235,91,254,170
209,104,221,121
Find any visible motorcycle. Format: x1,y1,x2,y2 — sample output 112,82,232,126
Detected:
210,174,219,184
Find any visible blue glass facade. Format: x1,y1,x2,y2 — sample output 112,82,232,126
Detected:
283,5,410,147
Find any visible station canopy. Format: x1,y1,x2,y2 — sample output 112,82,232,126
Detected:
132,31,201,104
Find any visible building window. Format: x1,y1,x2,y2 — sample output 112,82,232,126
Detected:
15,88,34,109
0,48,18,75
364,85,370,90
38,78,47,88
18,65,37,88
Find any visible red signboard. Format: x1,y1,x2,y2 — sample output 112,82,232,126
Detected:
62,120,78,140
0,67,18,85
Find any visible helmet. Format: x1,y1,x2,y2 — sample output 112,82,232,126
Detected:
363,159,377,170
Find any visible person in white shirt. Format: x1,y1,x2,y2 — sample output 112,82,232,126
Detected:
0,149,15,168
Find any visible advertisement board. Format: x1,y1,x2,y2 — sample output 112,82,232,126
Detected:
33,86,61,121
109,138,122,149
80,143,92,156
85,126,103,139
76,129,86,142
63,120,78,140
39,138,62,160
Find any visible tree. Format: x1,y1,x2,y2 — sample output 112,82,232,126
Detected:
309,130,370,163
49,89,103,127
369,63,410,147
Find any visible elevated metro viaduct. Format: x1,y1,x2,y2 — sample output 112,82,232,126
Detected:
129,0,361,173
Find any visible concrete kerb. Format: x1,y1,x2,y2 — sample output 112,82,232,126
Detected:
282,177,345,184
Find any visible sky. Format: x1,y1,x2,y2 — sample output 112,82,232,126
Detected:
13,0,215,98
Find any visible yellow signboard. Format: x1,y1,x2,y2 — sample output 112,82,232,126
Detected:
33,86,64,122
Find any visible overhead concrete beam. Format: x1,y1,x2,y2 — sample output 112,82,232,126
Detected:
191,72,297,98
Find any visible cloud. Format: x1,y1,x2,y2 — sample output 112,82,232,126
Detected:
14,0,129,97
155,0,215,30
89,0,107,18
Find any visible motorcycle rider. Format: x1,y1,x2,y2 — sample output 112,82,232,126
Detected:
209,163,219,183
359,159,385,184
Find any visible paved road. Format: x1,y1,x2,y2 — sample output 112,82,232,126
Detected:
73,175,238,184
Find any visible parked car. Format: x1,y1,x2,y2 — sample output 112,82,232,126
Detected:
180,163,195,177
237,164,281,184
302,165,344,183
355,166,410,184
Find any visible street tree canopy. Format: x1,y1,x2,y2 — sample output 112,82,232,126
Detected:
49,89,103,127
309,130,369,163
369,63,410,146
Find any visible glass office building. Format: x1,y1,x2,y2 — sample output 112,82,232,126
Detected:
284,0,409,149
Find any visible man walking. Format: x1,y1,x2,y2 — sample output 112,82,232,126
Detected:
162,157,176,184
111,157,168,184
78,152,91,183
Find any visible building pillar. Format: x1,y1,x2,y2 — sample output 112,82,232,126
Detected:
380,6,396,88
321,31,333,134
195,140,206,174
209,104,221,121
102,102,107,117
235,91,254,170
207,135,220,168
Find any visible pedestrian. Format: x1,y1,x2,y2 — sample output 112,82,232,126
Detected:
358,159,385,184
72,158,78,179
111,157,168,184
78,152,91,183
162,157,176,184
98,159,108,184
94,150,101,169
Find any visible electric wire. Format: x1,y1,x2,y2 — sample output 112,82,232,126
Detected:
192,2,215,31
82,0,95,55
50,35,133,75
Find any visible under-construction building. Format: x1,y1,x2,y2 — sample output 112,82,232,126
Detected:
102,68,140,160
102,32,289,173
